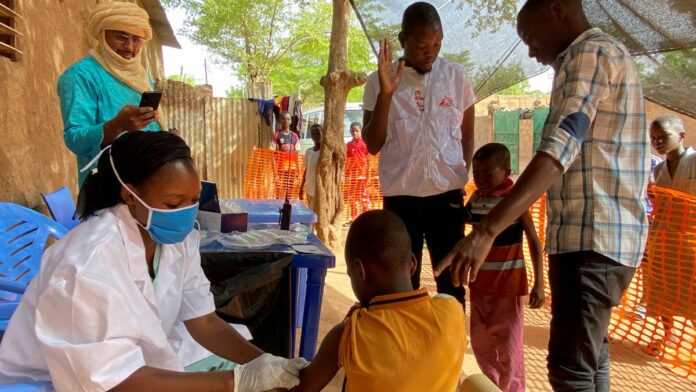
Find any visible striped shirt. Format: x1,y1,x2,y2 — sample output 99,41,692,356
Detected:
538,28,650,268
468,179,528,297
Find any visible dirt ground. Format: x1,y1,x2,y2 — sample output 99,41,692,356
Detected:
310,227,695,391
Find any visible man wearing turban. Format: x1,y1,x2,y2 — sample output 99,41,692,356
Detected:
58,1,163,185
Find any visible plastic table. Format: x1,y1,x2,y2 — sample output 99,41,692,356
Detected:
223,199,318,327
200,233,334,360
226,199,316,225
201,200,334,360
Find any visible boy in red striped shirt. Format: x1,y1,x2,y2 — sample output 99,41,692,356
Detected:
466,143,545,392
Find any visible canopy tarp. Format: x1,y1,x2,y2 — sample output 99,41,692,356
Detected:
350,0,696,118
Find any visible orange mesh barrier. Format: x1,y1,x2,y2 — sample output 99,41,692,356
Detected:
341,157,480,221
243,148,304,200
366,155,383,211
609,185,696,381
244,150,696,382
522,196,552,308
343,154,383,220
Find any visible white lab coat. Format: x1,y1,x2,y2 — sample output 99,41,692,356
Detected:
0,204,216,391
654,147,696,196
362,58,475,197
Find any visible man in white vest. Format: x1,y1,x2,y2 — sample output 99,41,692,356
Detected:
362,2,476,304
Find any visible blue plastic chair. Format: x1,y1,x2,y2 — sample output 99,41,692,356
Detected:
0,301,18,332
0,203,67,328
0,382,53,391
40,187,80,231
0,204,66,391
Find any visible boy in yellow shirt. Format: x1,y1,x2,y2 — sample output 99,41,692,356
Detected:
292,210,467,392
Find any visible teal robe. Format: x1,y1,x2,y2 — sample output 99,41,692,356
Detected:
57,56,161,186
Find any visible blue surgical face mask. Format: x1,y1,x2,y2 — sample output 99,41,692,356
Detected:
109,151,199,244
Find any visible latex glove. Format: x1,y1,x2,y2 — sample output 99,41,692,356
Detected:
234,353,308,392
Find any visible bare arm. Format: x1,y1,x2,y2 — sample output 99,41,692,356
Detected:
363,92,393,155
436,44,612,287
111,367,233,392
435,152,562,285
461,105,475,171
291,322,344,392
520,211,546,308
300,168,307,200
185,312,263,364
363,39,404,155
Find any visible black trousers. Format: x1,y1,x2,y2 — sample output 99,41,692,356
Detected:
383,189,466,304
547,251,635,392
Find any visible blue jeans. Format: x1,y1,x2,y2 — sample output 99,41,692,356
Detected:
547,252,635,392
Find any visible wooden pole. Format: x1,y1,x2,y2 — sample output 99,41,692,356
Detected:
315,0,366,247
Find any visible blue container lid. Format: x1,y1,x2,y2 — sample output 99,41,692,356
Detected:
229,200,316,225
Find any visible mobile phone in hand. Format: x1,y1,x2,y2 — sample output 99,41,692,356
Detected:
139,91,162,111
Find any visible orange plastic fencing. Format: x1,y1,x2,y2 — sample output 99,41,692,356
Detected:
609,185,696,381
343,154,382,220
243,148,696,382
243,148,304,200
522,195,551,306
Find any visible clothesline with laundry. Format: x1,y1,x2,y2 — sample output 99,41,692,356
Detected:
250,95,304,135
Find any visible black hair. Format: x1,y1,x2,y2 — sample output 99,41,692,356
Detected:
520,0,550,13
76,131,194,219
401,2,442,36
350,122,362,130
345,210,412,270
519,0,583,16
309,123,322,137
474,143,511,172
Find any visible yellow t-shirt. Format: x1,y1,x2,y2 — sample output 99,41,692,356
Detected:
338,288,466,392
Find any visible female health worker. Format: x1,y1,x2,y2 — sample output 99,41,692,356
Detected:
0,131,306,392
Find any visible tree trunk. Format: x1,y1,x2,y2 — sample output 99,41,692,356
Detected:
315,0,366,248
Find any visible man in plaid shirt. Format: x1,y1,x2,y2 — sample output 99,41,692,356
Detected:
436,1,649,391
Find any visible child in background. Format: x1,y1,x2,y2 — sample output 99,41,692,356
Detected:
346,122,368,159
345,122,369,219
274,112,299,152
292,210,466,392
300,124,322,208
467,143,545,392
650,115,696,195
645,115,696,355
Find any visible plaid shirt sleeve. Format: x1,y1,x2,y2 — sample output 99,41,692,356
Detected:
538,44,611,172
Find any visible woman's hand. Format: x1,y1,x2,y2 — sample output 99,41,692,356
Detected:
377,39,404,96
233,354,308,392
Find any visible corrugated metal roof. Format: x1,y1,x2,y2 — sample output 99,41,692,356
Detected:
141,0,180,49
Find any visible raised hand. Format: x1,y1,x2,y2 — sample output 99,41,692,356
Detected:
377,39,405,96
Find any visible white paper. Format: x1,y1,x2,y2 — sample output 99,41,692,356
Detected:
200,229,308,250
